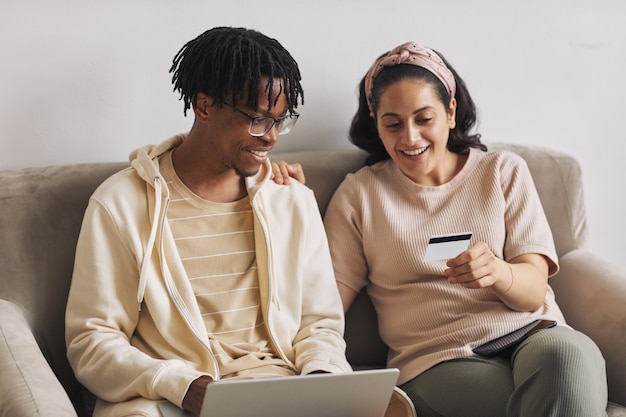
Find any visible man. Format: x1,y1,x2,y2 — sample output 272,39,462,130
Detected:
65,27,351,417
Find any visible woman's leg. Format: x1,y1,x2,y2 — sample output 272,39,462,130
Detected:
399,356,514,417
509,325,608,417
399,326,608,417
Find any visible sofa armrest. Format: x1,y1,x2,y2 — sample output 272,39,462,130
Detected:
549,250,626,407
0,300,77,417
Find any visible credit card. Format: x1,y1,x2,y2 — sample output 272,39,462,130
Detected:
423,232,472,262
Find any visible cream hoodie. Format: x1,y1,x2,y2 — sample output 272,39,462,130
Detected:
65,134,351,417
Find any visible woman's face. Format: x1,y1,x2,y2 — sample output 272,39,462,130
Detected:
375,78,457,186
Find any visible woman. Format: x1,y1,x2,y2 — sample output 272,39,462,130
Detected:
274,42,608,417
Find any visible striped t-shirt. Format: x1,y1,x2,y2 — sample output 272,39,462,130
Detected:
160,150,293,379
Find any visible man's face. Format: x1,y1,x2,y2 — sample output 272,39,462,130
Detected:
204,77,289,178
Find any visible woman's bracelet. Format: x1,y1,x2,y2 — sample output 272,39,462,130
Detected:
499,262,515,294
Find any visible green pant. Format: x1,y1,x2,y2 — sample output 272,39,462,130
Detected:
399,326,607,417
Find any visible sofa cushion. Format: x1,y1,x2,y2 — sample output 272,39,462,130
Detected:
0,300,77,416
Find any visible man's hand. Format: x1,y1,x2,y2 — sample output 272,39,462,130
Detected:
270,161,306,185
182,375,213,416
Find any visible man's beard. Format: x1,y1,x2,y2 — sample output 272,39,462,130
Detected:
235,165,261,178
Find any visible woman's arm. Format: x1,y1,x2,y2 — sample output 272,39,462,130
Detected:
337,281,359,313
444,242,549,312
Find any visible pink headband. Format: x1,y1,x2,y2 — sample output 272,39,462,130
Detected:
364,42,456,114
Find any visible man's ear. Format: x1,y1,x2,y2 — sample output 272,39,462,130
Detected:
193,92,215,121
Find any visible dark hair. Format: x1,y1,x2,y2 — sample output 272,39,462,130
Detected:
350,50,485,165
170,27,303,116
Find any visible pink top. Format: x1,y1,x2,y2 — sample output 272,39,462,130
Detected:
324,148,566,385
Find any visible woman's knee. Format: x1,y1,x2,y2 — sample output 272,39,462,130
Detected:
513,326,605,373
510,325,607,415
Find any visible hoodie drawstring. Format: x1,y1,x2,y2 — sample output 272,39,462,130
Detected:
137,176,163,310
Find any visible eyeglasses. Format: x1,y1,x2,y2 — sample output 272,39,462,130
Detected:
223,102,299,137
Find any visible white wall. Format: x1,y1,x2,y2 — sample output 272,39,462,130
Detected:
1,0,624,261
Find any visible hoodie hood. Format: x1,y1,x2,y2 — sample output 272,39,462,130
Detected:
128,133,273,308
129,134,185,185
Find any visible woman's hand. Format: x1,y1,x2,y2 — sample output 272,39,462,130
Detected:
444,242,549,312
444,242,506,289
270,161,306,185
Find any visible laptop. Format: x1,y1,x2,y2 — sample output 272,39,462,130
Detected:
159,368,400,417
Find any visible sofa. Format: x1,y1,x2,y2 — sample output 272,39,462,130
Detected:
1,142,625,417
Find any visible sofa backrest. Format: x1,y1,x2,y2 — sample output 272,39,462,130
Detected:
488,143,588,255
277,143,588,258
0,142,588,397
0,162,127,411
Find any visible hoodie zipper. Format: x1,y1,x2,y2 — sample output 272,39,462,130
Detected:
137,176,164,310
250,196,297,371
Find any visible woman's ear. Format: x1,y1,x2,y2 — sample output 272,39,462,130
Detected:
448,97,457,129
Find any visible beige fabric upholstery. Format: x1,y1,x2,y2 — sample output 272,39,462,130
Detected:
0,144,624,416
0,162,126,417
0,300,77,417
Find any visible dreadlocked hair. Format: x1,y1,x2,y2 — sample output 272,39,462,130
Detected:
170,27,303,116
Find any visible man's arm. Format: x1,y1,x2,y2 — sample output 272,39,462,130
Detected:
289,192,352,375
66,198,203,408
182,376,213,415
